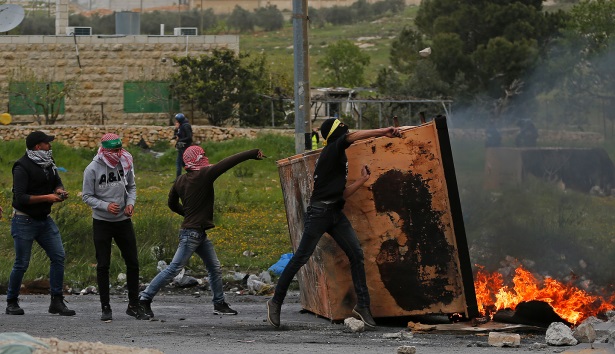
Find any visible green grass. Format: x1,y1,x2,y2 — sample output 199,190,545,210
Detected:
2,131,615,292
239,6,420,86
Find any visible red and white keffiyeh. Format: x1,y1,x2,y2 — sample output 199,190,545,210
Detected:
97,133,133,171
183,145,210,171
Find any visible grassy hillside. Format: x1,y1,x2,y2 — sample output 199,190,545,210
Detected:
239,6,420,86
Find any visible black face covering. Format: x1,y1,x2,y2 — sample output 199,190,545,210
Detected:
326,125,349,144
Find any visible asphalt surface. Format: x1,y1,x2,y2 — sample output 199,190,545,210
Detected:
1,291,613,354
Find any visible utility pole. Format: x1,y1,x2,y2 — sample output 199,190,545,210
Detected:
292,0,311,154
200,0,204,33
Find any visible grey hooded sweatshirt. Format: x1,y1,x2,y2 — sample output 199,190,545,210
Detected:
82,156,136,222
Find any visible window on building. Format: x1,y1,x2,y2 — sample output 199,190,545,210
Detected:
8,82,66,115
124,81,179,113
328,102,340,118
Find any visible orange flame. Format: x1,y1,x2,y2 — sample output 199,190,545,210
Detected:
474,265,615,324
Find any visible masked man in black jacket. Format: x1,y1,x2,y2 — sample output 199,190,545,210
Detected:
7,131,76,316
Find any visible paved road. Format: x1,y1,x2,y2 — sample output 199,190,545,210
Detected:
0,292,612,354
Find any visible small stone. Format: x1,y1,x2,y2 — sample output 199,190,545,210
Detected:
530,342,548,350
487,332,520,347
396,346,416,354
546,322,578,346
383,332,402,339
344,317,364,333
573,322,596,343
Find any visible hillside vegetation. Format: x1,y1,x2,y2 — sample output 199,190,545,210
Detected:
239,6,421,86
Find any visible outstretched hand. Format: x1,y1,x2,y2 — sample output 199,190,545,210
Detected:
384,127,402,138
256,150,267,160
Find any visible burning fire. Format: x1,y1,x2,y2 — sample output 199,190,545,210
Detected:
474,265,615,324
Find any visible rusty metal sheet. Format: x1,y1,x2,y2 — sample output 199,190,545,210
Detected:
277,117,477,321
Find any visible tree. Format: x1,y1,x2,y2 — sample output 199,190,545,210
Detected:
254,5,284,32
10,11,54,35
227,6,255,33
556,0,615,128
389,27,427,75
387,0,568,115
8,66,80,125
317,40,371,87
170,49,284,127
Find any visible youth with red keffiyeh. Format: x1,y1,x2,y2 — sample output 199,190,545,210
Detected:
138,145,265,317
82,133,150,321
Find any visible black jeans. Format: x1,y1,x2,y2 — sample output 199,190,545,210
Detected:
272,203,370,308
92,218,140,306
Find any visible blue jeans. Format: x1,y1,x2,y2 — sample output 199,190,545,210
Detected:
8,215,66,299
140,229,224,304
272,203,370,308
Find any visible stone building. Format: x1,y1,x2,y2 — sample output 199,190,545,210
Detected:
0,0,238,125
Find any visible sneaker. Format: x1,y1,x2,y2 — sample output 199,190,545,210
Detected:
6,298,25,315
266,299,281,328
139,299,154,318
126,304,150,320
352,305,376,328
100,304,112,321
213,301,238,315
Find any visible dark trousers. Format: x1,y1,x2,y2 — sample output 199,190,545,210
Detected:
272,204,370,308
93,218,140,306
176,148,187,177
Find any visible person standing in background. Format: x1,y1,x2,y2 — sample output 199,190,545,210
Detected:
311,127,320,150
82,133,149,321
173,113,193,178
7,131,76,316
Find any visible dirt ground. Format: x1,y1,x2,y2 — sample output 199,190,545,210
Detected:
0,291,612,354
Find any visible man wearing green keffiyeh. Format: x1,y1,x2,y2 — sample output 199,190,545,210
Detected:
82,133,148,321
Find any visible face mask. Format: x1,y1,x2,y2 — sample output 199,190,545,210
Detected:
327,125,349,143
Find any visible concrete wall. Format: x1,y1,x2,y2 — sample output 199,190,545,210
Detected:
0,35,238,126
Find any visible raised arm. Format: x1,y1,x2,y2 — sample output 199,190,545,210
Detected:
345,127,402,144
208,149,263,180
